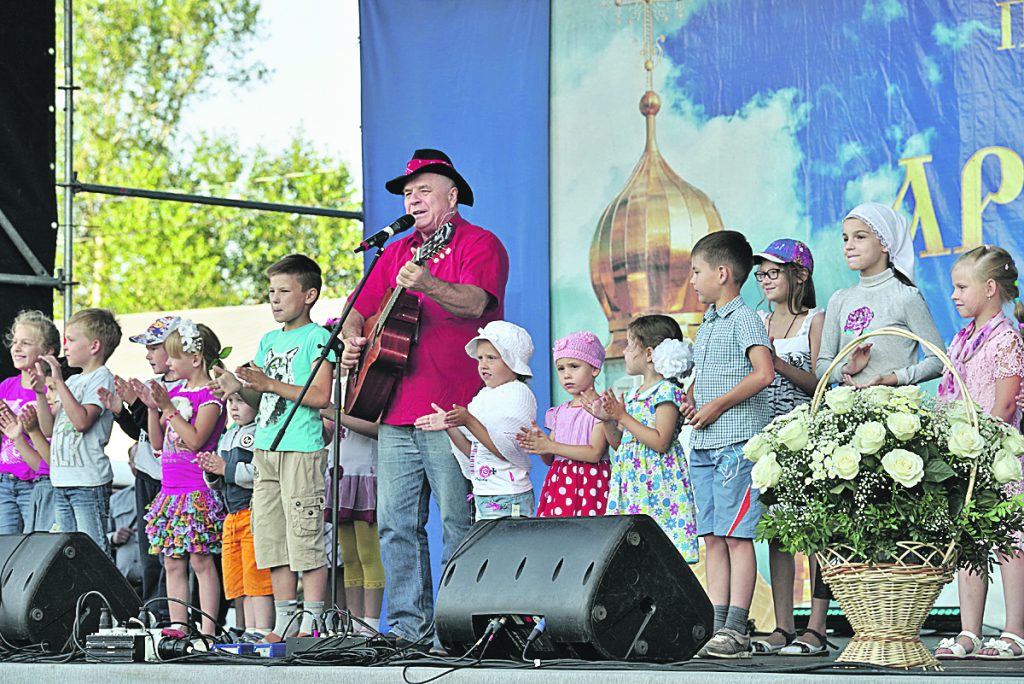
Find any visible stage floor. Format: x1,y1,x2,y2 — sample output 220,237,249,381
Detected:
2,636,1022,683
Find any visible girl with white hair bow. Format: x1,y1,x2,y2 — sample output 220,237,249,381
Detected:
815,202,944,388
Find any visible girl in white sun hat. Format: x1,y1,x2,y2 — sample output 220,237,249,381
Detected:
415,320,537,520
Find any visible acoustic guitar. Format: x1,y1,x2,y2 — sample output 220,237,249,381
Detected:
345,222,455,421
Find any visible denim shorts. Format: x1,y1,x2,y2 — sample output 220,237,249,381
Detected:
473,490,535,521
690,441,763,538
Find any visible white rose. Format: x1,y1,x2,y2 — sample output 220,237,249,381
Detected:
992,450,1024,484
824,387,857,415
881,448,925,488
751,452,783,491
1001,432,1024,457
852,421,886,455
893,385,924,406
863,386,893,406
886,412,921,442
948,422,985,460
743,433,772,463
831,444,862,480
776,418,809,452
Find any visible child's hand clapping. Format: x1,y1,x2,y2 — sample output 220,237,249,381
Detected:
114,375,138,405
150,382,174,413
414,404,448,431
414,403,471,431
208,366,243,398
580,388,613,421
0,403,22,439
196,451,226,475
27,362,47,393
38,355,63,380
516,421,553,455
19,405,40,434
97,386,122,414
130,378,158,409
598,390,627,422
235,365,274,393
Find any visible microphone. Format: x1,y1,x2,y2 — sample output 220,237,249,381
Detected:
354,214,415,253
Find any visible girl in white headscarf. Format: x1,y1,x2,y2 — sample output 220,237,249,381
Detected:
815,202,944,388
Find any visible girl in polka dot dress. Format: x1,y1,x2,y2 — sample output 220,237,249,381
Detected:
596,315,699,563
518,331,610,517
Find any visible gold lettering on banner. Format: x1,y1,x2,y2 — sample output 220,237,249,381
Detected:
894,155,951,257
960,146,1024,252
997,0,1024,50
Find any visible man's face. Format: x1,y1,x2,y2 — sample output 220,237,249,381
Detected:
403,172,457,235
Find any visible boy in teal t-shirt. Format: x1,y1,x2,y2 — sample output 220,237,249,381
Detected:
213,254,334,642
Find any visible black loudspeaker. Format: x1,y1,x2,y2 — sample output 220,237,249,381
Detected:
0,533,141,650
435,515,712,662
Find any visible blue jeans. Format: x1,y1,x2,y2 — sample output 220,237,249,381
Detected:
0,474,36,534
53,484,112,557
377,425,473,642
28,476,56,532
474,490,535,521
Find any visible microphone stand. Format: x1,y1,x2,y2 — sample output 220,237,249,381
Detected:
268,241,391,615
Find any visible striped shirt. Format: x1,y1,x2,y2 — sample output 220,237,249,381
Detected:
691,296,772,450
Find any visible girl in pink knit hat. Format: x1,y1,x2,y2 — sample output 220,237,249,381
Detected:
517,331,610,517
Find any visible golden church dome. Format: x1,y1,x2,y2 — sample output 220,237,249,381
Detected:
589,89,724,358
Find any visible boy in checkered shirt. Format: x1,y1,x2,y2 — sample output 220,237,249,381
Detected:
686,230,775,658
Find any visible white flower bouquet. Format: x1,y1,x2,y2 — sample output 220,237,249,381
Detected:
749,352,1024,577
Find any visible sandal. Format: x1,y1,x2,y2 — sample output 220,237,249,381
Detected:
976,632,1024,660
751,627,796,655
778,628,831,656
935,630,982,660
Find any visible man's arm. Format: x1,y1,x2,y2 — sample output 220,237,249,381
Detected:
397,261,491,319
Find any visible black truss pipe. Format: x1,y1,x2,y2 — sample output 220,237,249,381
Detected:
70,182,364,221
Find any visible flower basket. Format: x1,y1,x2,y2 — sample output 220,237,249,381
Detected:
749,326,1024,669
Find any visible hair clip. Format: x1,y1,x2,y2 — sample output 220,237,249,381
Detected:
1005,263,1011,271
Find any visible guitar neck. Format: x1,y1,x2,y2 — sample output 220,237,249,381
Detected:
373,284,409,338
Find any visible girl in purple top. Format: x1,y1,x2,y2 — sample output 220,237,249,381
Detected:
135,321,227,636
0,311,60,534
518,331,611,517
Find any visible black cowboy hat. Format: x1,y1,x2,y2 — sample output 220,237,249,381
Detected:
384,148,474,206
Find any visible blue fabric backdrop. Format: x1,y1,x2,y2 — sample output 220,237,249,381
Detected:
359,0,550,626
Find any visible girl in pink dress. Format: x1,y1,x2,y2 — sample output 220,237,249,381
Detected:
518,331,610,517
0,311,60,534
935,246,1024,661
135,321,227,637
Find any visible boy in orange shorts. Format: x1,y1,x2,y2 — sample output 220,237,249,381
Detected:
199,392,273,640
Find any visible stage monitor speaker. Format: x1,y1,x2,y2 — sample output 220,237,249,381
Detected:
435,514,712,662
0,532,141,651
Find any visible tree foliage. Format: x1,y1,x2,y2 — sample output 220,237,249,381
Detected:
56,0,362,314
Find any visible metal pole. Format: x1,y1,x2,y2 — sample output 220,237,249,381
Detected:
61,0,75,322
71,182,363,221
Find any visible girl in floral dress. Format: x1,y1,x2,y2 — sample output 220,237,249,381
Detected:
134,321,227,636
597,315,698,562
935,246,1024,661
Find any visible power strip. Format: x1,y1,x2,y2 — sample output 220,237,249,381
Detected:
85,632,147,663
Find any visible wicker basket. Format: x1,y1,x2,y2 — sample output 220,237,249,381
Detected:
810,327,979,669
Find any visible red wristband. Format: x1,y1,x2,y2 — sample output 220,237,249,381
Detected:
164,410,180,424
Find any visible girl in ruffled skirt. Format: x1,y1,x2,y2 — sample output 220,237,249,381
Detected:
133,321,227,636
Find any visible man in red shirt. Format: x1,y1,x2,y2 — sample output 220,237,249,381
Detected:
341,149,509,647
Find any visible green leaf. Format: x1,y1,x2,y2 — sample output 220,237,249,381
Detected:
924,459,956,483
